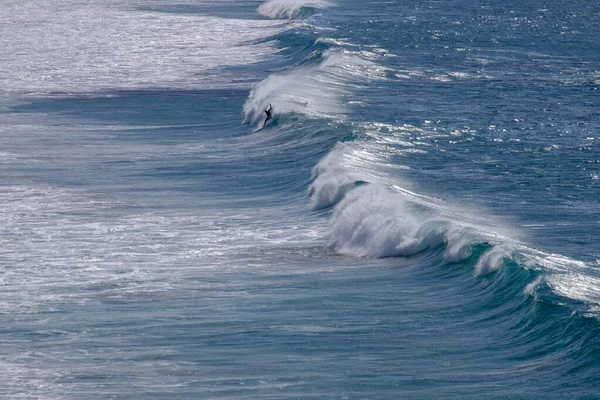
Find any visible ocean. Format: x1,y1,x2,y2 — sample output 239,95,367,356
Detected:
1,0,599,398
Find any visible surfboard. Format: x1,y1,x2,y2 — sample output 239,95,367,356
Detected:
253,117,273,132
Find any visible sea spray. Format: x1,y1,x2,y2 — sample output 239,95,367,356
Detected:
258,0,331,19
242,61,348,125
308,142,364,210
327,184,447,257
443,226,475,263
474,246,509,276
243,48,388,125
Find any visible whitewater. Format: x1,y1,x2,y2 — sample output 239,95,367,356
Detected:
1,0,599,398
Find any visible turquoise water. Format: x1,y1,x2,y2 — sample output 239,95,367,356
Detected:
1,0,599,398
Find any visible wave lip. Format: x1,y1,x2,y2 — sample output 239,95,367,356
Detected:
308,142,366,210
309,172,360,211
258,0,331,19
327,185,448,258
474,246,509,276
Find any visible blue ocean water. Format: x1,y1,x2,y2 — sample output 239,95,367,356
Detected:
1,0,599,398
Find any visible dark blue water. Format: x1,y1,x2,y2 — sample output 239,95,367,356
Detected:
1,0,599,398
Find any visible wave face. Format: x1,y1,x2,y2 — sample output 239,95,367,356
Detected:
1,0,599,398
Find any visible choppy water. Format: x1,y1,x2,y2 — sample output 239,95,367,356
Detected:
1,0,599,398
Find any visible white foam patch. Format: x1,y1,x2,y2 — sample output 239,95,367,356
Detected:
522,250,600,315
0,184,326,314
309,170,359,210
243,64,348,124
325,181,505,267
314,124,517,247
547,273,600,314
0,0,284,97
309,121,524,277
258,0,331,19
311,140,522,276
0,358,64,399
308,120,515,261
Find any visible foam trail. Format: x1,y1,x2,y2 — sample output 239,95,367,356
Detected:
258,0,331,19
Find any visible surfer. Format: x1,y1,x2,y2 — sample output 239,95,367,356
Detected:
263,104,273,128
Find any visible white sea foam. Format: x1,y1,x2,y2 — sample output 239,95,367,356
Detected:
0,183,326,314
523,251,600,315
320,49,390,80
0,0,283,97
310,119,525,280
325,180,508,268
547,273,600,315
309,122,496,263
313,125,514,248
258,0,331,19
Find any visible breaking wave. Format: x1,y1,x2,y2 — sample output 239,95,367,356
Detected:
250,0,600,347
258,0,331,19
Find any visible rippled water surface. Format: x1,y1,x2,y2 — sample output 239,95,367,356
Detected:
1,0,599,398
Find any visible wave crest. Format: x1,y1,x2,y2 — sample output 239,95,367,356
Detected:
258,0,331,19
308,143,364,210
328,185,448,258
242,51,349,125
474,246,509,276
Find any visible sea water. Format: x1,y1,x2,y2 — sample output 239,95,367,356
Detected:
1,0,599,398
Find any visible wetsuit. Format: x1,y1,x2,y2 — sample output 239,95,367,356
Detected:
263,104,273,127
